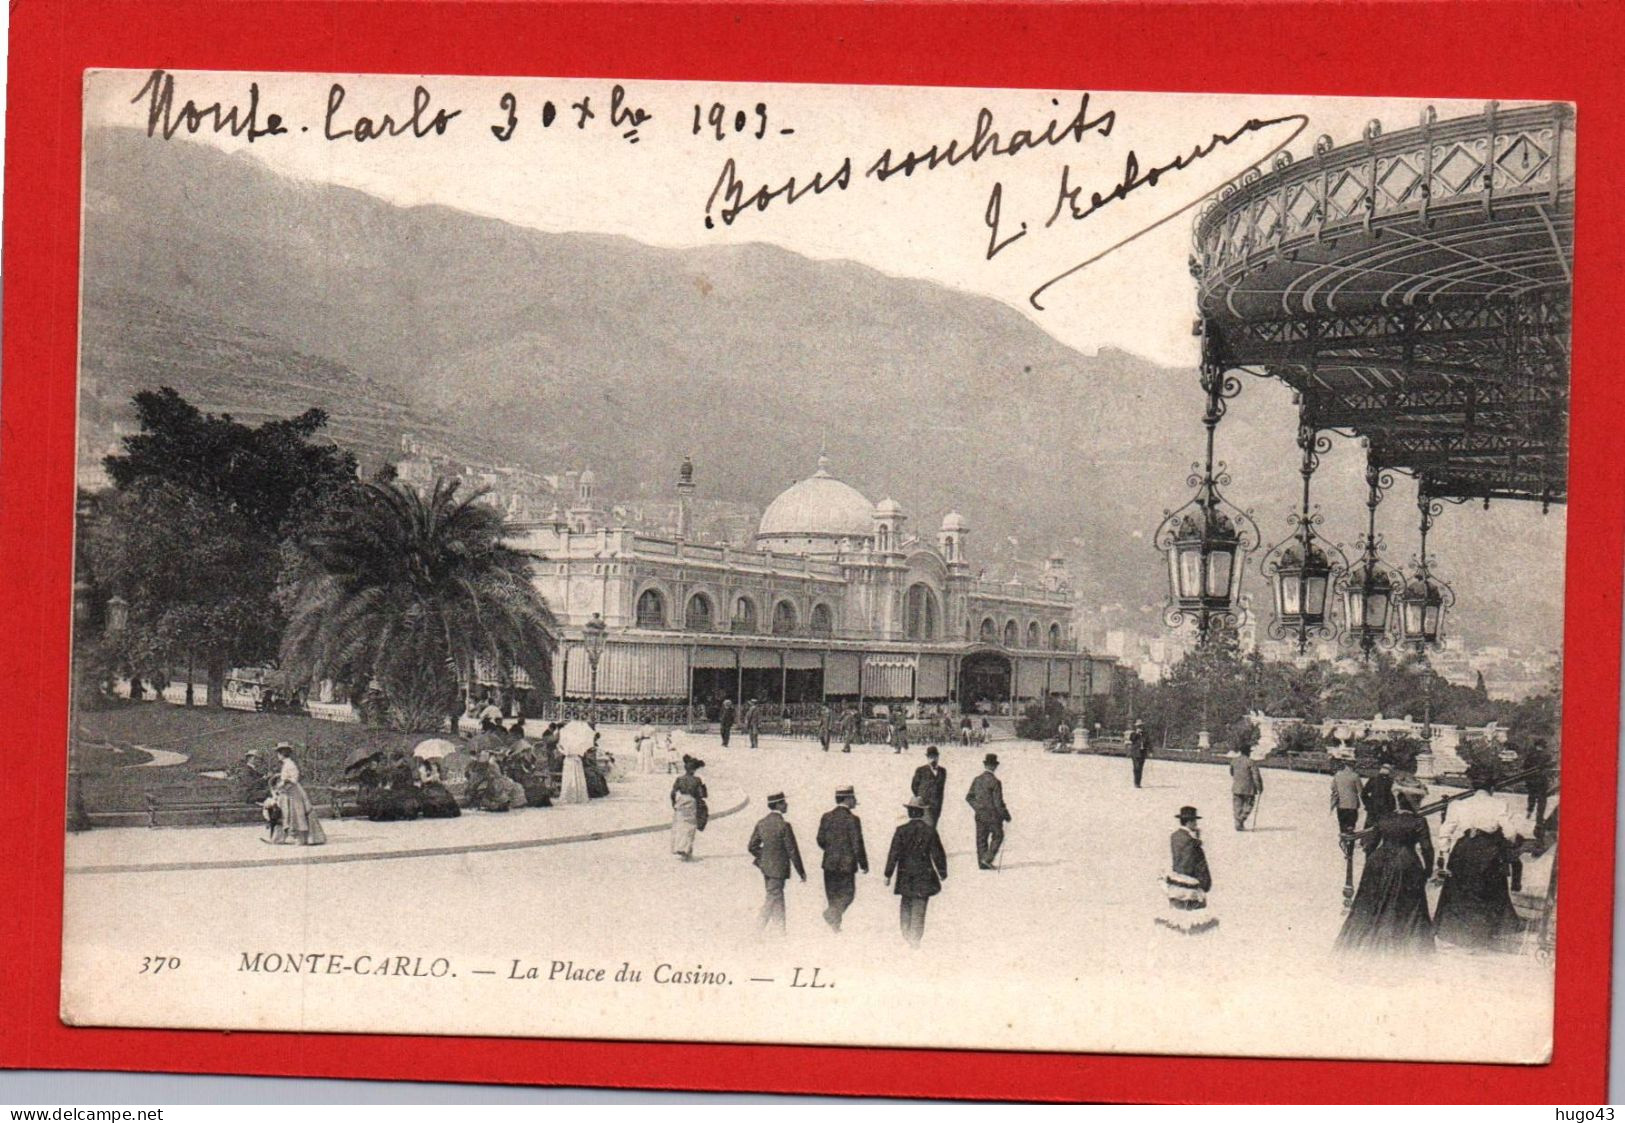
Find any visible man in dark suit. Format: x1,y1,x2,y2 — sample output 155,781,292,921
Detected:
1229,744,1263,831
817,705,833,752
910,746,949,827
965,753,1011,869
719,698,735,747
747,791,805,934
744,698,762,749
884,796,948,947
815,785,868,931
1128,719,1149,788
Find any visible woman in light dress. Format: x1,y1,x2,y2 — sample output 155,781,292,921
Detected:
634,723,658,774
268,742,326,846
557,721,592,804
669,754,707,860
1433,769,1530,950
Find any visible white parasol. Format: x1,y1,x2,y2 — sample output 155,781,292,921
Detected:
557,720,596,757
413,738,459,760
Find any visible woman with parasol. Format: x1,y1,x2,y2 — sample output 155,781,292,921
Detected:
412,738,462,818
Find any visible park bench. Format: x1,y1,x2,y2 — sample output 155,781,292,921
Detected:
143,783,356,827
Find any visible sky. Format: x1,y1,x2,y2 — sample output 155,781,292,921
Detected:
84,70,1502,367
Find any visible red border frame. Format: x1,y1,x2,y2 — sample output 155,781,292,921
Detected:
4,1,1621,1103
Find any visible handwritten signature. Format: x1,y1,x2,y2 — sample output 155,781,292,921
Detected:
1025,113,1310,309
704,96,1308,313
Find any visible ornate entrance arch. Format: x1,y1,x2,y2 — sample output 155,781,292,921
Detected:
959,650,1012,714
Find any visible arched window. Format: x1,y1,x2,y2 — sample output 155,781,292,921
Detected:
685,593,713,631
1027,621,1041,649
904,583,939,641
1002,619,1018,648
979,617,997,643
732,595,758,632
1049,622,1063,650
636,588,666,628
771,600,798,635
810,603,834,637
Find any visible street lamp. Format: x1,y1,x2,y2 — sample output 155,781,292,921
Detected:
582,612,608,722
1262,416,1348,654
1336,454,1401,659
1154,327,1260,646
105,595,129,635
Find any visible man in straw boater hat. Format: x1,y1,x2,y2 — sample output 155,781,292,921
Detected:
1329,747,1363,844
1156,806,1217,936
964,752,1012,870
815,785,869,932
884,796,949,948
1228,742,1264,831
746,791,806,934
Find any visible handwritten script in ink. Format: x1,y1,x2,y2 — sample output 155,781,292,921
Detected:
128,70,1308,312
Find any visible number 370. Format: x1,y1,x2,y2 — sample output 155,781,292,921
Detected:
139,956,181,974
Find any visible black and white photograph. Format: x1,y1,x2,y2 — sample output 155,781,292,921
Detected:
62,69,1570,1063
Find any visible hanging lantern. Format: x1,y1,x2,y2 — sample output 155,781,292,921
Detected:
1261,418,1347,653
1341,559,1396,636
1155,331,1260,645
1336,455,1401,658
1156,472,1259,640
1400,491,1456,651
1399,570,1449,647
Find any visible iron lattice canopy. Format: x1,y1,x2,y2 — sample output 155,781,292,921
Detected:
1192,102,1573,505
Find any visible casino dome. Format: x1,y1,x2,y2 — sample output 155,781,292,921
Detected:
756,455,876,547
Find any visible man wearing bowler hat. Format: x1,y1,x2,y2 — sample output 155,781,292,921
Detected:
885,795,948,947
910,746,949,828
965,752,1012,869
816,785,868,932
747,791,805,934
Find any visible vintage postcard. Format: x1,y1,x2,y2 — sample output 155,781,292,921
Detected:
61,68,1571,1064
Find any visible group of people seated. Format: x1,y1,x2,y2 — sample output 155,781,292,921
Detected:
344,719,613,821
352,749,464,820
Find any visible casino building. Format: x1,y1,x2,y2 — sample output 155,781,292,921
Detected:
508,455,1115,721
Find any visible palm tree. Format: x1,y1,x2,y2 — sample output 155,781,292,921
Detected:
279,479,558,731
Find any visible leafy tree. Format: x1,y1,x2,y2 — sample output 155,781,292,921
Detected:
81,388,359,706
104,387,358,536
278,479,559,732
85,480,284,706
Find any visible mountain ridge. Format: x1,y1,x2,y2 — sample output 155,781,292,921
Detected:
76,125,1566,651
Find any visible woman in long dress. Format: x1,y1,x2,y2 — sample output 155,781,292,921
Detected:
1336,779,1434,955
557,721,592,805
1157,805,1217,936
634,724,657,774
1433,772,1527,949
670,754,707,860
268,743,326,846
415,757,462,819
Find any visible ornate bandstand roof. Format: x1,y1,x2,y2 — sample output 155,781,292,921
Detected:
756,454,876,540
1193,102,1573,505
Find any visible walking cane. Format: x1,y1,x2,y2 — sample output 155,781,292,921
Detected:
996,824,1008,871
1250,790,1263,830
